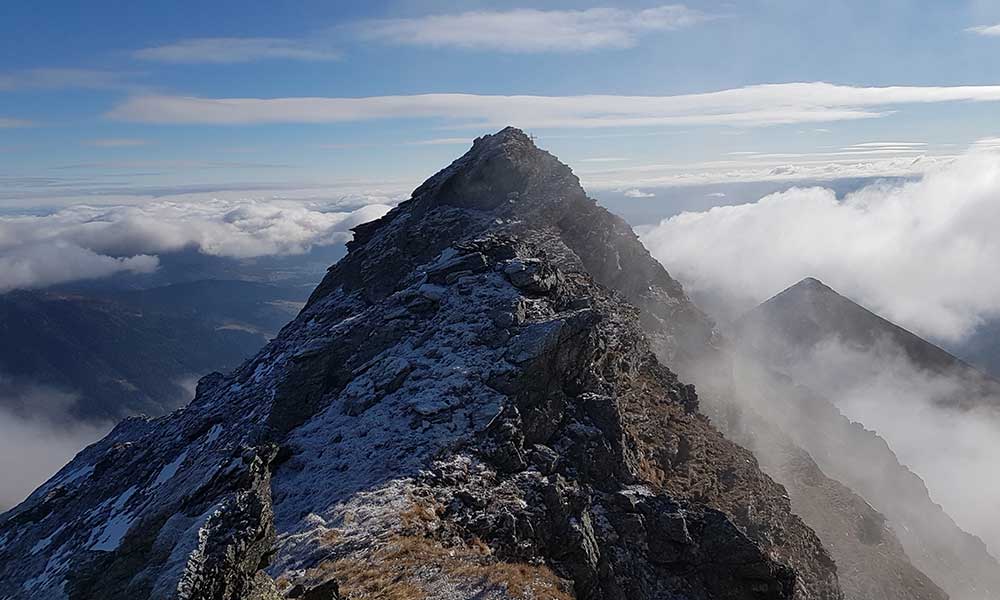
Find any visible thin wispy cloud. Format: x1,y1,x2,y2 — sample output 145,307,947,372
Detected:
134,37,341,64
579,157,630,163
734,148,927,160
578,152,950,190
83,138,149,148
108,83,1000,129
966,24,1000,36
973,137,1000,151
0,118,32,128
403,137,471,146
354,5,711,53
52,159,292,171
849,142,927,148
0,68,133,91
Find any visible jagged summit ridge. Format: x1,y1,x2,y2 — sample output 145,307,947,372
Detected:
1,128,838,600
311,125,715,365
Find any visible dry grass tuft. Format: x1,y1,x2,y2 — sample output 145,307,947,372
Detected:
305,534,571,599
399,499,441,530
317,528,343,546
293,496,572,599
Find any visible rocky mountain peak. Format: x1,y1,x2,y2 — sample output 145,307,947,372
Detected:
408,125,578,213
312,125,717,365
1,129,838,600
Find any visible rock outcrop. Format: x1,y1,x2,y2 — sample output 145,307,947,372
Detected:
0,128,842,600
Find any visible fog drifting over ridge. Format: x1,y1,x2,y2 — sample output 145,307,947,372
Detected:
639,144,1000,557
796,338,1000,556
0,382,113,510
640,146,1000,342
0,198,392,292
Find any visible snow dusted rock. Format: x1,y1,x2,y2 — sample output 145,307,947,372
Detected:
0,128,840,600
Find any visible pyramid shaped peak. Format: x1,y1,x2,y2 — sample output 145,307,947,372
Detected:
757,277,852,317
407,126,581,213
790,277,830,291
461,126,545,168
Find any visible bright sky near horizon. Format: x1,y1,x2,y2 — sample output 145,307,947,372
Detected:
3,0,1000,208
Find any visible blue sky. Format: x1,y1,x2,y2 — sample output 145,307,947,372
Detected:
4,0,1000,207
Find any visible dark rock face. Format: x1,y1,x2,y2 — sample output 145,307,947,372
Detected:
556,198,981,599
0,128,839,600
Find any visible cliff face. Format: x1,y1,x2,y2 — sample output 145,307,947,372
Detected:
0,128,841,600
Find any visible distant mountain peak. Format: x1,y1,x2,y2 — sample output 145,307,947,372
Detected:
769,276,842,303
789,276,828,290
741,276,1000,408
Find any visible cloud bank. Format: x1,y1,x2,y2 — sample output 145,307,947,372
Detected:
0,198,392,292
641,146,1000,341
107,83,1000,129
760,337,1000,556
354,5,709,52
0,382,111,510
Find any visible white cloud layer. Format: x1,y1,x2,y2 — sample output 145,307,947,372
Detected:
108,83,1000,129
134,37,341,63
0,387,111,510
0,198,392,292
354,5,709,52
641,145,1000,341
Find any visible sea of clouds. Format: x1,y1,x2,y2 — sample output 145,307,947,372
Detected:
0,198,392,292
